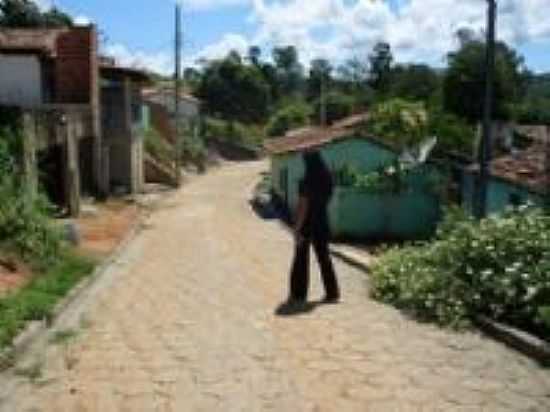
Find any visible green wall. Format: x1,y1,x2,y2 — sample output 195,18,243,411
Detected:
462,173,544,215
271,136,398,214
270,135,441,240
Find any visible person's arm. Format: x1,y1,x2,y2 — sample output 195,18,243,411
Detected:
294,195,308,242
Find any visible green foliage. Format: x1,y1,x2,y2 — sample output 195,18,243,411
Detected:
426,108,476,157
389,64,441,102
144,127,174,166
0,0,73,27
370,206,550,339
203,117,265,148
196,52,271,123
0,128,62,269
369,42,393,94
443,40,525,123
333,161,444,195
366,99,428,147
313,92,354,125
266,102,312,137
0,252,95,348
512,97,550,125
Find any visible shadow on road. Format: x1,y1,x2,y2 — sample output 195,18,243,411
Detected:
275,299,339,317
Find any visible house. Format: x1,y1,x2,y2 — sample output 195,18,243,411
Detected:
100,63,152,194
462,144,549,215
264,114,442,240
143,87,201,131
0,26,102,214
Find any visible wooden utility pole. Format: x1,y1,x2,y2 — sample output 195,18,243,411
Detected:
174,3,183,186
476,0,497,219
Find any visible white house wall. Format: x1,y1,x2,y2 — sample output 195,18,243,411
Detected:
0,54,43,107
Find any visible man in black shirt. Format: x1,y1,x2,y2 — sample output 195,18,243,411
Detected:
288,150,340,304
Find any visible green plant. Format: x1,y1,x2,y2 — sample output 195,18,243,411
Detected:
370,206,550,340
312,92,354,125
0,128,62,269
266,102,312,137
0,251,95,348
365,99,428,148
144,127,174,166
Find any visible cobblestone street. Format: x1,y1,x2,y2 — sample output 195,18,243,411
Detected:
1,161,549,411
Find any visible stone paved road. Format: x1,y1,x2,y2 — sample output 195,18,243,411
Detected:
1,161,549,412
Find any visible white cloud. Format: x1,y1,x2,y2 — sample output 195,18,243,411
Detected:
174,0,250,11
194,33,250,62
74,15,93,26
104,43,174,75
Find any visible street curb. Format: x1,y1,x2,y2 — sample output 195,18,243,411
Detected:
329,246,371,274
328,244,550,367
0,213,145,371
474,316,550,366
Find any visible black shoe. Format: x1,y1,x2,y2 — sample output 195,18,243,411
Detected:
322,295,340,304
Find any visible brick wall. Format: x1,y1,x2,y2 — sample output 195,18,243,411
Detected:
54,27,97,104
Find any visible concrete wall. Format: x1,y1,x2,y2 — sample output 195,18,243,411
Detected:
0,54,43,107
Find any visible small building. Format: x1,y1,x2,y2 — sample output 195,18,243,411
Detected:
101,64,152,194
265,114,442,240
0,26,102,214
143,87,201,126
463,144,549,215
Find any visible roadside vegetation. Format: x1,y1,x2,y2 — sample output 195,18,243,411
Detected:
370,207,550,341
0,127,96,351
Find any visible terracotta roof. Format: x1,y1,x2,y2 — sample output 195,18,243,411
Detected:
0,29,65,57
468,144,550,194
515,125,550,143
264,113,369,155
100,64,152,83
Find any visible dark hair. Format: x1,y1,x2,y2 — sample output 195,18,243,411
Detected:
303,150,333,199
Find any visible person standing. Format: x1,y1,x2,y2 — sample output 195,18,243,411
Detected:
288,150,340,304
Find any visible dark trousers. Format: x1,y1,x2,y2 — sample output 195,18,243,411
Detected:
289,236,340,301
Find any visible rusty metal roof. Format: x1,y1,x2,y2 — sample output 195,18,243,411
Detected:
469,144,550,194
263,113,369,155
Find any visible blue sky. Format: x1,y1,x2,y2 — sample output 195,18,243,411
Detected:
43,0,550,75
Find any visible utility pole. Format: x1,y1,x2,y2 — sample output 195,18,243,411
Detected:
320,69,327,127
476,0,497,219
174,3,182,186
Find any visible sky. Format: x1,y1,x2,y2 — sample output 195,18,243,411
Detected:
33,0,550,75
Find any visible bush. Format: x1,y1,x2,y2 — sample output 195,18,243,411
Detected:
266,102,312,137
203,117,265,148
312,92,354,125
0,128,62,269
426,108,476,157
365,99,428,148
370,206,550,339
144,127,174,166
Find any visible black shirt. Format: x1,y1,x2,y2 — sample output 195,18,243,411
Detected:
298,175,333,239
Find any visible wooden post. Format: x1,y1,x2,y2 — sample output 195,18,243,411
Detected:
21,112,38,200
63,116,81,217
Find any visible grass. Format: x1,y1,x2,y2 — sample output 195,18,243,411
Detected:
0,251,96,350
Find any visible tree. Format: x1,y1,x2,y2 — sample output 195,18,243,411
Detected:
196,52,270,123
443,40,525,123
0,0,73,27
248,46,262,66
368,42,393,94
183,68,202,91
272,46,305,98
389,64,440,102
307,58,333,102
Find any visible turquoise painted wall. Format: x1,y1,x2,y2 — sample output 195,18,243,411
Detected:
270,136,441,239
271,136,398,214
329,188,440,240
462,172,544,215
